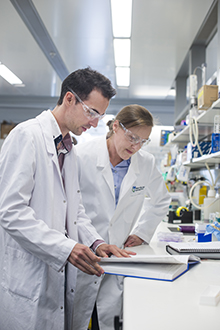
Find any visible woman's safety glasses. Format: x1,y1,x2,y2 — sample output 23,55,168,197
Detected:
119,122,151,147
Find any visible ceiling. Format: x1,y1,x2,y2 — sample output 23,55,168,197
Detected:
0,0,217,125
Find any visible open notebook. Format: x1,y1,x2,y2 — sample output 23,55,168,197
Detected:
99,254,200,282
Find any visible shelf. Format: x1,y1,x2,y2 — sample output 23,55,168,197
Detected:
169,125,212,147
166,99,220,148
196,100,220,125
163,101,220,170
183,151,220,169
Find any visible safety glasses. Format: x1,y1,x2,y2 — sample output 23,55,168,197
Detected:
68,87,105,121
119,122,151,147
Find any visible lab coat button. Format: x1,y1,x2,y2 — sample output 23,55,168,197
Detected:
60,306,63,309
71,289,74,292
74,221,76,225
77,190,80,193
63,200,66,203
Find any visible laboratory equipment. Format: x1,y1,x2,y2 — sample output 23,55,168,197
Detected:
203,189,220,222
211,115,220,153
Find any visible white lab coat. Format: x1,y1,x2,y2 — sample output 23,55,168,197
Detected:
0,110,103,330
72,136,171,330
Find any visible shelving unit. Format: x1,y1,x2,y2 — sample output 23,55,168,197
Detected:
183,151,220,169
165,99,220,170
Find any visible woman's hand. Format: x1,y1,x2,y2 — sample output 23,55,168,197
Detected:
124,235,144,247
96,243,136,258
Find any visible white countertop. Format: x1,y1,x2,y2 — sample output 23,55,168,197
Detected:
123,220,220,330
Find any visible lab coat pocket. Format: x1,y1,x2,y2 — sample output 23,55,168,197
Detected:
2,246,43,301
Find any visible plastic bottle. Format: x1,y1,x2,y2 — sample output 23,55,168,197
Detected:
203,189,220,222
211,115,220,153
199,185,207,205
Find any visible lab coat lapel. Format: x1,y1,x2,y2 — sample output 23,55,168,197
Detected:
110,157,139,228
97,139,115,200
36,111,65,192
101,165,115,199
118,153,139,203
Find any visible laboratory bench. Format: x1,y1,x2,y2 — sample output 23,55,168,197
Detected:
122,221,220,330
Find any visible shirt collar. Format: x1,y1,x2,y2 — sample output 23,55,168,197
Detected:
61,133,73,153
111,158,131,169
51,112,62,140
54,134,62,149
50,112,72,153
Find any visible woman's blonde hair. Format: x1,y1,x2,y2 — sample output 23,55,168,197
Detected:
107,104,154,138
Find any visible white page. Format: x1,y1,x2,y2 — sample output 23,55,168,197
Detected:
168,241,220,252
100,254,199,265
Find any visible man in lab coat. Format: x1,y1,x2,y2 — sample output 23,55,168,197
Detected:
0,67,133,330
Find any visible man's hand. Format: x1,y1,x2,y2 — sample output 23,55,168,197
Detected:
68,243,104,276
96,243,136,258
124,235,144,247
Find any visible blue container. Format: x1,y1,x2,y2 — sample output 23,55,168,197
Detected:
196,233,212,242
211,133,220,153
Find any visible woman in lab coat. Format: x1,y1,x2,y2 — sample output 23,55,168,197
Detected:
72,104,171,330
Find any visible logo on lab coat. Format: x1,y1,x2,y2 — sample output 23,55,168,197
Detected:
132,186,145,193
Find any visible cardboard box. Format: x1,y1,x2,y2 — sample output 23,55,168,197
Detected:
1,121,16,139
197,85,218,110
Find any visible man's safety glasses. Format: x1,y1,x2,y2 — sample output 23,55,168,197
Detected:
68,88,105,121
119,122,151,147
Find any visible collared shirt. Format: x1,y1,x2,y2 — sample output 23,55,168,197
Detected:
54,134,62,150
57,133,73,154
51,111,73,170
110,158,131,207
56,133,73,170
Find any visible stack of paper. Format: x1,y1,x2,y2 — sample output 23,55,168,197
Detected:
166,241,220,259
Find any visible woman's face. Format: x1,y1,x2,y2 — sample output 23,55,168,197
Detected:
112,120,152,160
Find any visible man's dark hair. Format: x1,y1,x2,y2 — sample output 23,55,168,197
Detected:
57,67,116,105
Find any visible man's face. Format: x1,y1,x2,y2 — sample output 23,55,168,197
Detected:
66,89,109,136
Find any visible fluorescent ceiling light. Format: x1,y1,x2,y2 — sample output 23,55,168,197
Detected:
0,64,23,85
116,67,130,87
111,0,132,37
114,39,131,67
